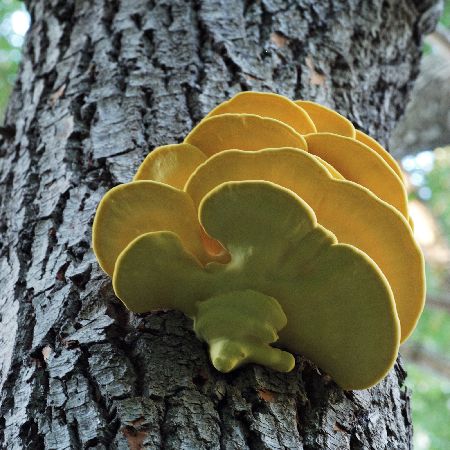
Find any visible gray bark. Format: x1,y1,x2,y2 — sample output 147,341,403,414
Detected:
0,0,441,448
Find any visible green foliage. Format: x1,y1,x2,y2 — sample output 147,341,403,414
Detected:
424,147,450,239
422,41,433,55
441,0,450,28
410,307,450,357
0,0,28,121
404,145,450,449
406,364,450,450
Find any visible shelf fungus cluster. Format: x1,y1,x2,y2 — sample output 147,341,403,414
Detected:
92,92,425,390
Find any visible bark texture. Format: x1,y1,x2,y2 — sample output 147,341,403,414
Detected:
0,0,442,448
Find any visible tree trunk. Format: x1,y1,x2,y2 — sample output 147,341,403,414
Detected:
0,0,441,448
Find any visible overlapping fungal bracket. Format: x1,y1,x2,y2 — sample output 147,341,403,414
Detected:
92,91,425,390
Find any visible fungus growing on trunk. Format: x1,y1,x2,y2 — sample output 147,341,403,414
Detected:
92,92,425,390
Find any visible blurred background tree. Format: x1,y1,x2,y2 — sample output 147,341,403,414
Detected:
0,0,448,448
